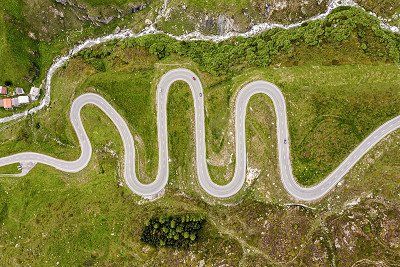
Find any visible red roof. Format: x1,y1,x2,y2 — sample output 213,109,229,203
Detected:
3,98,12,109
0,87,7,95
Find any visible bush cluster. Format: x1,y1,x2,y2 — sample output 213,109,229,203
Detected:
78,7,400,76
141,214,205,248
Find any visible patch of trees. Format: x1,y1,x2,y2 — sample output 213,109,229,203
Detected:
126,7,399,74
79,7,400,76
141,213,206,248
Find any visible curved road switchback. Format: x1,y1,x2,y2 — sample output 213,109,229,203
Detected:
0,69,399,201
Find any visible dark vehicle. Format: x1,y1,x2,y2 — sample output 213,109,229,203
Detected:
284,139,287,144
192,77,196,81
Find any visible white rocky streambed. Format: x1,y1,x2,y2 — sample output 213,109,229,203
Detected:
0,0,398,124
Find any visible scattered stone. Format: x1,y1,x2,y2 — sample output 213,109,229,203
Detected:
217,15,237,35
55,0,67,5
204,16,215,30
99,16,114,24
28,32,37,40
246,167,261,186
132,4,146,14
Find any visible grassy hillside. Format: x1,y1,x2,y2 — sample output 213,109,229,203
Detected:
0,1,39,88
0,0,160,89
0,57,399,265
0,55,399,264
1,7,399,185
1,0,398,89
0,4,399,266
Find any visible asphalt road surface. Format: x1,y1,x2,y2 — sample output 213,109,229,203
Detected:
0,68,399,201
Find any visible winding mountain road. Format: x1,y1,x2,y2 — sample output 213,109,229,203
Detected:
0,69,399,201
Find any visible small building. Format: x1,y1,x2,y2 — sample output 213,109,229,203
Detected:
0,86,7,95
29,87,40,100
12,98,19,107
18,95,30,105
15,87,25,95
3,98,12,109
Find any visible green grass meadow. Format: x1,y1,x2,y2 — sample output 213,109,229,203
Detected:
0,5,399,266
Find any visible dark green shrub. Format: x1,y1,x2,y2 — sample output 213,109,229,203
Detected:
79,7,400,76
141,213,205,248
